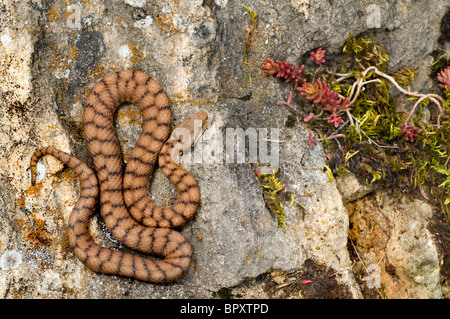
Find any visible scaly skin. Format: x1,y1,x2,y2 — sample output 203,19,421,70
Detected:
30,70,207,283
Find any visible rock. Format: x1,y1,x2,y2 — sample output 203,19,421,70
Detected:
272,275,285,285
347,192,444,299
0,0,448,299
336,172,373,203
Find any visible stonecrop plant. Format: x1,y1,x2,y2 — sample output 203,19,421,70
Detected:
262,34,450,222
438,66,450,91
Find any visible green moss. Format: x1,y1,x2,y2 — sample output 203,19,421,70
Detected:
336,48,450,221
429,53,450,80
285,113,299,128
342,33,389,69
407,107,450,216
265,33,450,223
256,169,287,229
242,4,258,66
392,67,416,88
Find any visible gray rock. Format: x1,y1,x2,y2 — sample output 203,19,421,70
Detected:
348,192,443,299
0,0,448,298
336,172,373,203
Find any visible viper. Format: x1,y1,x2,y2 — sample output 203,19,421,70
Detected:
30,70,207,283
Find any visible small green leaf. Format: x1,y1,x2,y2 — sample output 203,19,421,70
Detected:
324,165,334,182
242,4,257,20
344,150,360,162
432,166,450,176
439,179,450,187
289,194,295,207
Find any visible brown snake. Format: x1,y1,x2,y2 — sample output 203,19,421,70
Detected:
30,70,208,283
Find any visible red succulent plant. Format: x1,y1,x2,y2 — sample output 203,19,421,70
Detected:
437,66,450,92
328,114,344,128
297,79,349,113
310,48,326,65
261,58,306,90
297,79,323,103
400,123,420,142
261,58,280,76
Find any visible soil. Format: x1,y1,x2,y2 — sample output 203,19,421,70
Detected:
217,259,354,299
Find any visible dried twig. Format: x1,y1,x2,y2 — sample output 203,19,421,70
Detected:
275,277,297,289
329,260,355,277
349,239,385,299
329,66,445,128
360,66,444,127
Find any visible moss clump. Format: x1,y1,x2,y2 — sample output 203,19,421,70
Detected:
342,33,389,70
263,33,450,223
337,40,450,222
429,53,450,80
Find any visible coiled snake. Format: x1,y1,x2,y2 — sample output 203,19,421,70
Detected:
30,70,207,283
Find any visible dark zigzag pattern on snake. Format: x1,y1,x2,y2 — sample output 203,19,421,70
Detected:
30,70,207,283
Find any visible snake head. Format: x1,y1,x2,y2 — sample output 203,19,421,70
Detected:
168,111,208,163
171,110,208,149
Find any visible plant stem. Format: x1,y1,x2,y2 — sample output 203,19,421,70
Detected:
316,133,346,142
328,66,445,127
347,79,382,107
361,66,445,127
349,239,385,299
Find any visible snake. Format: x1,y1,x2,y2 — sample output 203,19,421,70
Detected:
29,70,208,283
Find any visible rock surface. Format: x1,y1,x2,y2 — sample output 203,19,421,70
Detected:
336,172,373,203
0,0,448,299
348,192,444,299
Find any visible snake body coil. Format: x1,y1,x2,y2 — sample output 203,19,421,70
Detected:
30,70,207,283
